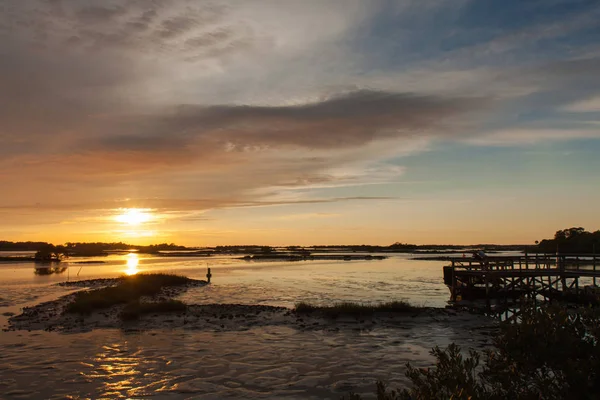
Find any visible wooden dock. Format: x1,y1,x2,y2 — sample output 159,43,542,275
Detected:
443,253,600,306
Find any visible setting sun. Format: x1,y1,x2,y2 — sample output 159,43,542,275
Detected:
115,208,152,226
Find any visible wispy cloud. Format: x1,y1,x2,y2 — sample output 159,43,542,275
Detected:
465,129,600,146
562,96,600,113
277,213,341,221
96,90,482,152
2,0,600,243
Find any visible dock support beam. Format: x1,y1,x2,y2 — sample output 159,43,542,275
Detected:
594,245,597,287
485,273,490,312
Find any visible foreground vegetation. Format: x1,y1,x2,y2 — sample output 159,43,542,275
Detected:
65,273,192,320
120,299,187,321
344,304,600,399
295,301,415,317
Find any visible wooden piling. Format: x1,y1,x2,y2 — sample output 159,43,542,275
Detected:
594,245,597,287
485,273,490,311
575,257,579,294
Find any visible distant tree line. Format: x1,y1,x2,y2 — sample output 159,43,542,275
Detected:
1,240,531,256
63,242,187,256
0,241,187,257
5,229,599,256
536,227,600,254
214,245,275,254
0,241,50,251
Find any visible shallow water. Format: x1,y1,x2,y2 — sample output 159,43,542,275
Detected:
2,324,486,399
0,253,450,309
0,253,493,399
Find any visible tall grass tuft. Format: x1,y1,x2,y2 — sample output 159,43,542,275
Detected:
294,300,415,317
120,299,187,321
65,273,192,314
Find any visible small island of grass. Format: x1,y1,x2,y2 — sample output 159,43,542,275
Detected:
65,273,201,320
9,276,467,334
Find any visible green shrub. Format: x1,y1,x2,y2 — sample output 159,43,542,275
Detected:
400,344,484,400
481,304,600,399
345,304,600,400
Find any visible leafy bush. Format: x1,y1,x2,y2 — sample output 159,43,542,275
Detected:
344,304,600,399
481,304,600,399
400,344,484,400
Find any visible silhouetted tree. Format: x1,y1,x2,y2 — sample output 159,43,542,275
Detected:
34,244,65,262
537,227,600,254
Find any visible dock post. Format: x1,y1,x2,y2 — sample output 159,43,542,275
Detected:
451,262,456,302
206,267,212,283
594,245,597,287
575,257,579,295
558,253,566,292
485,273,490,312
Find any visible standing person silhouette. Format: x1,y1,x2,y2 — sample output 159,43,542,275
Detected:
473,250,489,270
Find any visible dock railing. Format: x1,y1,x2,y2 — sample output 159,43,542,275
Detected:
445,253,599,305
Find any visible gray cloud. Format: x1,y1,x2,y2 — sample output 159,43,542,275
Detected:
1,1,240,59
157,15,204,39
76,5,127,23
185,29,233,49
97,90,483,154
6,0,597,229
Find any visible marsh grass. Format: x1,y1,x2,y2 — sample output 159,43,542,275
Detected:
120,299,187,321
294,301,415,317
65,273,191,314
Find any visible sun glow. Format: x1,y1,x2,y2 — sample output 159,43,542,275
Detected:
124,253,139,275
115,208,152,226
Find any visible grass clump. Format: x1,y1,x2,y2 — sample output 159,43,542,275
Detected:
120,299,187,321
66,273,191,314
295,300,414,317
294,302,320,313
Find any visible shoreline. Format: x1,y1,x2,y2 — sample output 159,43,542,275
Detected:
6,277,497,335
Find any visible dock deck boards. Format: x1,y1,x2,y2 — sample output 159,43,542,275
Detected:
444,253,600,304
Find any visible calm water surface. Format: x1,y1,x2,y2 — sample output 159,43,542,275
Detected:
1,253,488,399
0,253,450,309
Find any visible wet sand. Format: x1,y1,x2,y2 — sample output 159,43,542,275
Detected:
1,322,495,399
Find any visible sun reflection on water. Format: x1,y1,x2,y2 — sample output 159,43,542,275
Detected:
86,343,155,398
125,253,139,276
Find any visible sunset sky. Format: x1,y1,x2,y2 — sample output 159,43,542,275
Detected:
1,0,599,246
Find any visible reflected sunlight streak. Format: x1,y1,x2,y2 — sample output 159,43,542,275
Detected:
125,253,139,276
88,343,149,398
